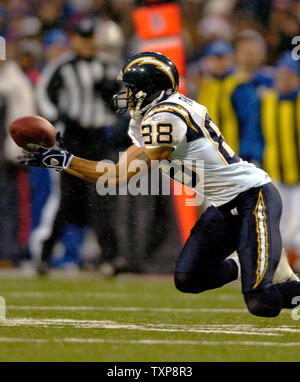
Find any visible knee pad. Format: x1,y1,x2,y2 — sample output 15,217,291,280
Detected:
174,271,213,294
244,286,282,317
174,272,198,293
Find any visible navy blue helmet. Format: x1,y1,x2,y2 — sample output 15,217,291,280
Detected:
113,51,179,118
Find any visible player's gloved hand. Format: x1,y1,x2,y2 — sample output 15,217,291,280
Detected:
18,132,73,171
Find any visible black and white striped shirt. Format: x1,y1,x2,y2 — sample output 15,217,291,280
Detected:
36,52,120,129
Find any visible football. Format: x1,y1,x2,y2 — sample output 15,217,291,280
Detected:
9,115,56,149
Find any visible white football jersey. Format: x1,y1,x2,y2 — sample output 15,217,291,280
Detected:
128,92,271,206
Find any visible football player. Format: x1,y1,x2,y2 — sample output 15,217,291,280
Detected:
19,52,300,317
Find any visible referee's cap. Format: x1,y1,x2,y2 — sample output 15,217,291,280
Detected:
72,18,95,38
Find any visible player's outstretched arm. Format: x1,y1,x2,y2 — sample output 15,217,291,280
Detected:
18,140,173,187
66,144,173,186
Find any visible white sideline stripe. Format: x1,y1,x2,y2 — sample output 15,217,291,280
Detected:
7,305,291,314
0,318,282,336
1,292,240,300
0,337,300,347
2,292,129,298
7,305,249,313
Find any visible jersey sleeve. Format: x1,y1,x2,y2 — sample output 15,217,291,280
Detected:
128,118,144,148
140,111,187,149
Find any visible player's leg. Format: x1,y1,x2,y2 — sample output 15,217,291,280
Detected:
174,205,239,293
237,182,300,317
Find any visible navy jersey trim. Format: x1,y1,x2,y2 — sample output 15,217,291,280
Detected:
204,113,240,165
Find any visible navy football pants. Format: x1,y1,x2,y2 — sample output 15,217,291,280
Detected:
174,182,288,316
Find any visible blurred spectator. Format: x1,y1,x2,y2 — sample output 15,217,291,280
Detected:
234,29,275,96
197,39,264,165
204,0,236,18
292,0,300,22
261,51,300,271
0,59,36,265
95,19,125,62
197,16,233,45
16,39,42,85
0,6,8,37
43,29,70,63
233,0,273,27
34,18,122,275
264,2,300,63
18,16,41,39
38,1,70,33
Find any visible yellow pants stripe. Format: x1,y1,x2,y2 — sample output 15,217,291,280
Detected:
253,190,269,289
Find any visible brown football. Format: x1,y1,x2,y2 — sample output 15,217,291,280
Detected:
9,115,56,148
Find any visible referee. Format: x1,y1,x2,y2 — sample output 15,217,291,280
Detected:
35,18,121,274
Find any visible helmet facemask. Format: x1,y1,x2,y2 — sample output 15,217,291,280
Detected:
113,84,168,120
112,85,142,115
129,87,168,120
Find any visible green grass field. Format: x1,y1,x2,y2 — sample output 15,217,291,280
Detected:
0,273,300,362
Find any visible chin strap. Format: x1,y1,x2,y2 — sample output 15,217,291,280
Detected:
130,90,166,121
